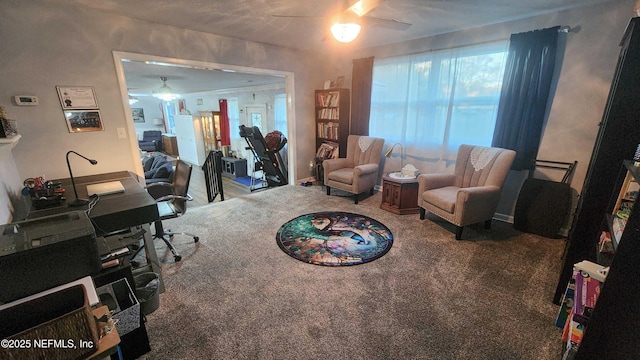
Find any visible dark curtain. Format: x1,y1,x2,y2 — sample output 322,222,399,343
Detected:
219,99,231,146
492,26,560,171
350,56,374,136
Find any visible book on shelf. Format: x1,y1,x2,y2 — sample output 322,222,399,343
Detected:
316,91,340,107
317,122,339,140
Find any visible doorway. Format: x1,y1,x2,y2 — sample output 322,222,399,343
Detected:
112,51,296,184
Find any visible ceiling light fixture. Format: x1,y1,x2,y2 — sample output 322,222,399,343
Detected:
152,76,180,101
330,22,362,43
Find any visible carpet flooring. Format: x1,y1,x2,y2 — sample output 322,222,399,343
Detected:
139,185,565,360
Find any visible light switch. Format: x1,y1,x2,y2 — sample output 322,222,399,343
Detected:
117,127,127,139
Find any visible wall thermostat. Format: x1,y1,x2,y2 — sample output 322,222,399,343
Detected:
14,95,39,106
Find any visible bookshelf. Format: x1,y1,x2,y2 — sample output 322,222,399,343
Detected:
315,89,350,159
572,160,640,358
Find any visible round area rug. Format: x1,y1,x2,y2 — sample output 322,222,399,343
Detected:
276,212,393,266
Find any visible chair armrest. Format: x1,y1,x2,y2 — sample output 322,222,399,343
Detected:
354,163,378,176
323,158,351,175
457,186,501,203
417,173,456,194
155,194,193,202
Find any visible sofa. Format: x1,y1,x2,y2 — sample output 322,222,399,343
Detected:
139,130,163,152
143,154,174,183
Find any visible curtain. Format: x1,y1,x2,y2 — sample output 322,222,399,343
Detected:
219,99,231,146
491,26,560,171
351,56,374,136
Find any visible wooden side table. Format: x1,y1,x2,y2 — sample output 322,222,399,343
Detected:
380,173,420,215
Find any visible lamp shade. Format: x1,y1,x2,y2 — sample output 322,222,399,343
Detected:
152,76,180,101
330,22,361,43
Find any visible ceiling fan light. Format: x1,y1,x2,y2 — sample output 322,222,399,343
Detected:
152,76,180,101
331,22,361,43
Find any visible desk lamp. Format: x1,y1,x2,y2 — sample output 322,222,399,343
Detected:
66,150,97,207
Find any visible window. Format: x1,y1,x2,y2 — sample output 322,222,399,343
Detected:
369,41,508,160
274,93,287,134
227,98,240,140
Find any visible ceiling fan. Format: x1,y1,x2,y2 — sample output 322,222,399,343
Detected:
273,0,411,43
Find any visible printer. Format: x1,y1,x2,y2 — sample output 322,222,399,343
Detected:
0,211,99,304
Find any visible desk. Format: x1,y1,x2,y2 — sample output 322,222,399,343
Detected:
26,171,164,292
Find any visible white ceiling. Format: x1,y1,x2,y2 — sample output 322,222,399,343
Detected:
51,0,614,94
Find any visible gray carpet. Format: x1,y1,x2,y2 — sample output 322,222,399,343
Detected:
139,185,564,360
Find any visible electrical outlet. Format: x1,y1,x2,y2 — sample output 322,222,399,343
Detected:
117,127,127,139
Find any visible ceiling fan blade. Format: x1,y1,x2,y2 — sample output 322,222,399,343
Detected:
272,14,324,19
347,0,385,17
361,16,411,31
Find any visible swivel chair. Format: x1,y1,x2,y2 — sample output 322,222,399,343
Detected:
145,159,199,262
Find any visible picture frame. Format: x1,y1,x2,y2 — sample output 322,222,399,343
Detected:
63,110,104,133
132,108,145,123
56,86,98,110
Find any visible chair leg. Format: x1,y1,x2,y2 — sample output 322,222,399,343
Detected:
354,193,359,204
369,188,374,195
419,208,426,220
154,220,182,262
326,186,331,195
455,226,464,240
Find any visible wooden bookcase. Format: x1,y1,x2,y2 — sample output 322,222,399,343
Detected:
573,160,640,358
554,17,640,305
315,89,350,158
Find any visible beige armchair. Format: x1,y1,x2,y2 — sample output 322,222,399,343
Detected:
323,135,385,204
418,144,516,240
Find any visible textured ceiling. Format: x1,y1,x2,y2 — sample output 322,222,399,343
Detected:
49,0,614,94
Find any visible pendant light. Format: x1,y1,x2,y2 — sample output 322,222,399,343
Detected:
330,22,361,43
152,76,180,101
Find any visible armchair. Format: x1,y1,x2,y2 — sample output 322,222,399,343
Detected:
323,135,385,204
418,144,516,240
139,130,163,152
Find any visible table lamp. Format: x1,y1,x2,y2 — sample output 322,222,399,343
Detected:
66,150,97,207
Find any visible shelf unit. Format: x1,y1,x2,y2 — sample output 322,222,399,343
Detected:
554,17,640,305
573,160,640,358
315,89,350,158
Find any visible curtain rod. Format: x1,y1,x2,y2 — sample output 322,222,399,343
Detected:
371,25,573,61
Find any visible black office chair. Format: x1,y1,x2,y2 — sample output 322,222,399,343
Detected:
144,159,199,262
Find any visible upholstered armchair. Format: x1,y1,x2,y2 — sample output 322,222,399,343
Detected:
418,144,516,240
139,130,163,152
323,135,385,204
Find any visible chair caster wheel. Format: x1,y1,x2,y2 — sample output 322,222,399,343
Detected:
194,236,199,243
131,260,140,268
174,255,182,262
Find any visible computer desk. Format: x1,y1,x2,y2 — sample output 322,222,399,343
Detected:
27,170,164,292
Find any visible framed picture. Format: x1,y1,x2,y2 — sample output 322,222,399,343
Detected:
56,86,98,109
63,110,104,133
132,108,145,123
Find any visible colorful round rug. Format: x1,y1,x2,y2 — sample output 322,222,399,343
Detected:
276,212,393,266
